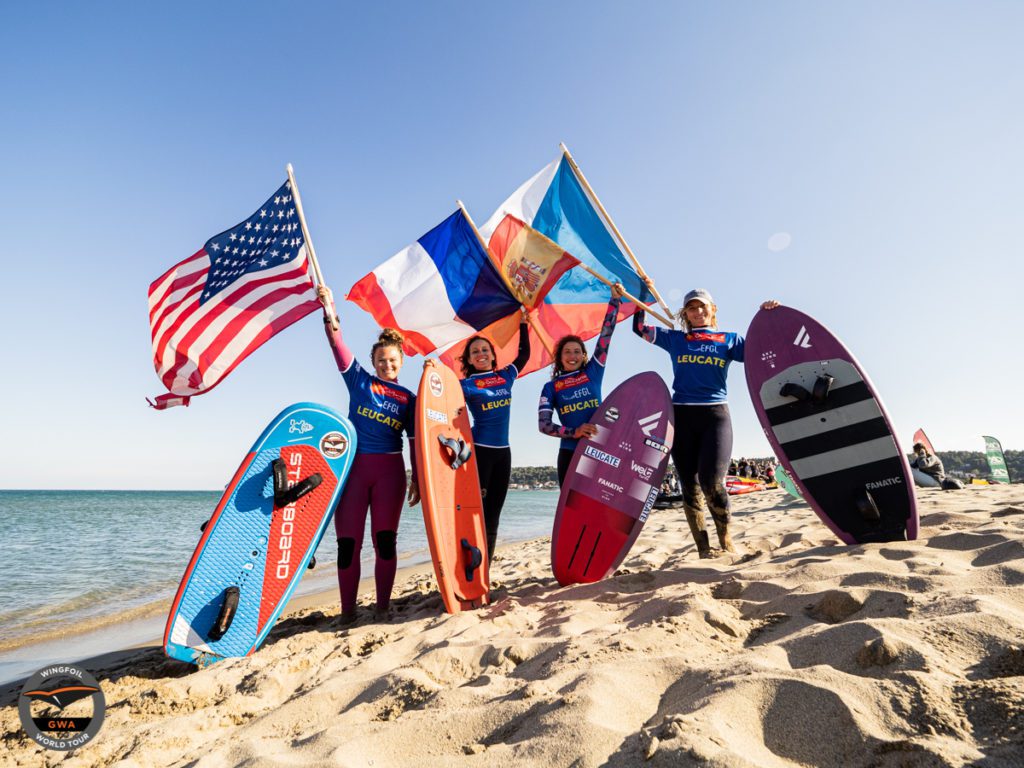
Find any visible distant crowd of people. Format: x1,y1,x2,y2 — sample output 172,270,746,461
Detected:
728,457,778,483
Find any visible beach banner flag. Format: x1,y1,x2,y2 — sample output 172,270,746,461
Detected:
983,435,1011,483
147,180,320,410
913,428,936,456
347,209,521,356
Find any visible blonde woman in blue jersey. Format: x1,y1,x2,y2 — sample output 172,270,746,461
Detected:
633,286,777,557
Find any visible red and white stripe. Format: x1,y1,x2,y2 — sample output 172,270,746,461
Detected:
148,246,319,399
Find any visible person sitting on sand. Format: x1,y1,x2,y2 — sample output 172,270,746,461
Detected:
910,442,964,490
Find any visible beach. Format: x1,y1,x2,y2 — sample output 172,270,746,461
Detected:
3,483,1023,767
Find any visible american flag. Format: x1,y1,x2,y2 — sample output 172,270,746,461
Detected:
147,180,320,409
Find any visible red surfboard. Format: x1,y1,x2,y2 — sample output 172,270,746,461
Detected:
551,372,674,586
414,360,490,613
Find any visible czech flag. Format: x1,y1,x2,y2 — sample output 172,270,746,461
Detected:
347,209,521,355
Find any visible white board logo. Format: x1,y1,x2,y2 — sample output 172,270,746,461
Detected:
289,419,313,434
761,350,777,369
604,406,620,423
793,326,812,348
638,412,662,437
426,408,448,424
428,371,444,397
584,445,621,468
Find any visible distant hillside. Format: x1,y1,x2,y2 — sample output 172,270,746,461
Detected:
475,452,1021,486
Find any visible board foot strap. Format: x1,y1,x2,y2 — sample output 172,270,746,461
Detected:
461,538,483,581
438,436,472,470
271,458,323,508
780,374,835,406
208,586,240,641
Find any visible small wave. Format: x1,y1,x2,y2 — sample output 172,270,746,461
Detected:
0,596,170,653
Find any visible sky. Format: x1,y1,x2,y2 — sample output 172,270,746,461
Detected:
1,1,1021,490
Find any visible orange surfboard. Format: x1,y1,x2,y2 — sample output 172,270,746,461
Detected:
414,360,490,613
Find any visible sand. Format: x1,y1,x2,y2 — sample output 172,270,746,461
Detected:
2,484,1023,767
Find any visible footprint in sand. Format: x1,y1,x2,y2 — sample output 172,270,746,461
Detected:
969,645,1024,680
992,506,1024,518
806,590,864,624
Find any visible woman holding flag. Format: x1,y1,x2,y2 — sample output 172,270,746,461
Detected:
460,309,532,557
458,310,531,556
632,285,778,558
538,283,626,486
317,287,419,624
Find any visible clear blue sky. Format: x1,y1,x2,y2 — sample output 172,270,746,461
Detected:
1,2,1021,489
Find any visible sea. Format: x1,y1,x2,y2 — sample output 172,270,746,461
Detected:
0,488,558,684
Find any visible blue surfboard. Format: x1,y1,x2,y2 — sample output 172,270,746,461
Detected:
164,402,356,665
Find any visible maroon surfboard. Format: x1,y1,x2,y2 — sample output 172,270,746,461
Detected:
551,372,674,586
744,305,917,544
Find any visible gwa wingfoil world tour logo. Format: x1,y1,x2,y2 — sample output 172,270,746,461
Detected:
19,664,105,751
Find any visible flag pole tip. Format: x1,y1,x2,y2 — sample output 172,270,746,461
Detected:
286,163,294,174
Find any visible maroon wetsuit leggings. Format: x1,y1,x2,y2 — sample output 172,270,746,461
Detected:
334,452,407,614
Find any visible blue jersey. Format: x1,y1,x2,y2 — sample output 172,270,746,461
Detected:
650,327,744,405
538,357,606,451
342,361,415,453
461,364,519,448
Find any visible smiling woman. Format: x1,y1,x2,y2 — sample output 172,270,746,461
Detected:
538,284,625,486
459,312,531,555
317,287,418,625
632,284,779,558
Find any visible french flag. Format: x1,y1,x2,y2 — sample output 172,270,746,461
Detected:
347,210,521,355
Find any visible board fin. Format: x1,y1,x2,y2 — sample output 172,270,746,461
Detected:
854,487,881,522
460,538,483,582
271,458,322,508
208,586,240,641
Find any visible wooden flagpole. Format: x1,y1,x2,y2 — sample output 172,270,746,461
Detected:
286,163,338,330
574,262,674,328
456,200,555,357
558,142,676,326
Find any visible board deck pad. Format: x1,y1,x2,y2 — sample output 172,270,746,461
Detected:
164,403,356,665
415,361,489,614
745,306,917,544
552,372,674,586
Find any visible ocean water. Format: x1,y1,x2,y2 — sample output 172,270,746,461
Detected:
0,489,558,680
